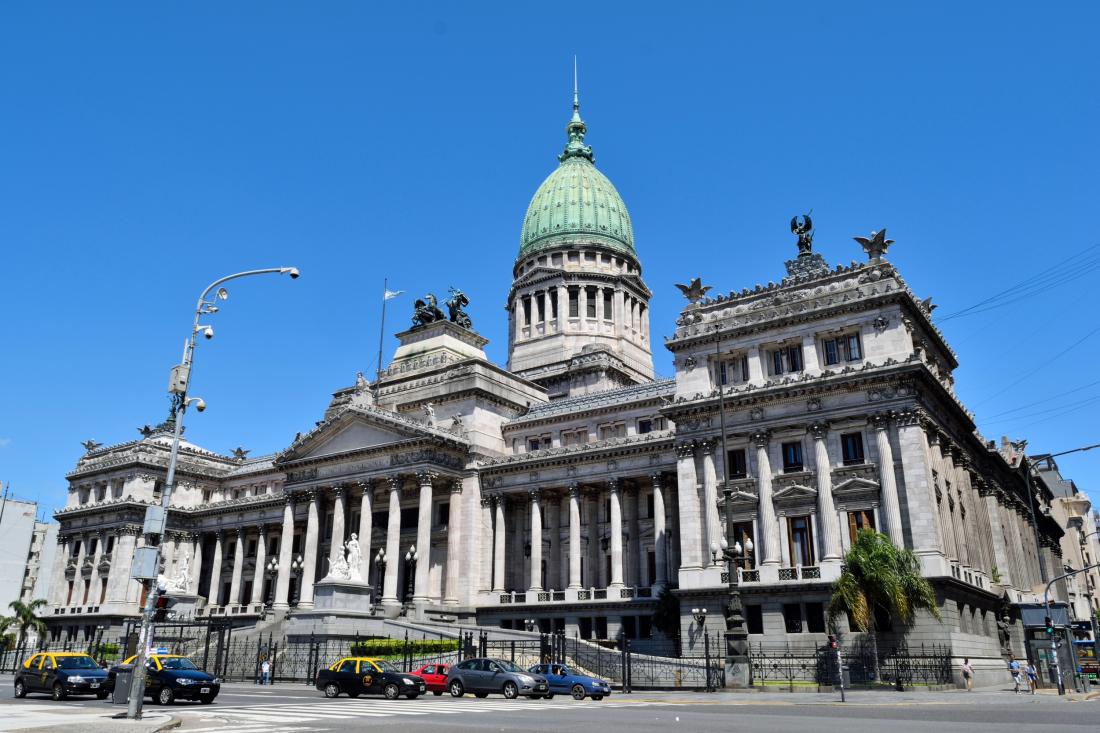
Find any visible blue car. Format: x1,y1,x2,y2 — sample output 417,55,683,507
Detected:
527,663,611,700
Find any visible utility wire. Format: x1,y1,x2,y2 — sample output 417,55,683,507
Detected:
970,322,1100,407
981,377,1100,419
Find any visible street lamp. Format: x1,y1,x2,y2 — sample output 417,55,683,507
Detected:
691,608,708,626
404,545,418,603
524,618,538,632
126,266,299,721
290,554,305,605
265,557,279,607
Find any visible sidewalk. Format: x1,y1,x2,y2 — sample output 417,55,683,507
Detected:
0,708,179,733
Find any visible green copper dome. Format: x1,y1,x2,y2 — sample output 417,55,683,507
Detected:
518,95,635,259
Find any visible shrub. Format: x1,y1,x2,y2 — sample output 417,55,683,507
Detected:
349,638,459,658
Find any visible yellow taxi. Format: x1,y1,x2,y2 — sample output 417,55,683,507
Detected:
14,651,108,700
105,653,220,705
315,657,426,699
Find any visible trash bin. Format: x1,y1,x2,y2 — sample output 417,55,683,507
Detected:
112,670,132,704
841,665,851,689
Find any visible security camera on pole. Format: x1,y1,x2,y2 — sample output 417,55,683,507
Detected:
123,267,299,720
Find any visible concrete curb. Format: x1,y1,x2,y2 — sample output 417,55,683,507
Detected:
154,716,182,732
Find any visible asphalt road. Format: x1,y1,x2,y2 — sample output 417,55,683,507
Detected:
1,678,1097,733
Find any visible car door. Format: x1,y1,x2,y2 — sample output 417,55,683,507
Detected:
461,659,486,692
358,661,383,695
23,654,42,692
39,655,57,692
547,665,568,694
434,664,449,689
484,660,506,692
334,659,358,693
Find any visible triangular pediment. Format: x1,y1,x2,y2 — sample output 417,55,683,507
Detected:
772,484,818,504
278,406,448,463
832,477,880,497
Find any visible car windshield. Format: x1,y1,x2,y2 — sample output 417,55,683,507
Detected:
375,660,399,673
57,656,99,670
493,660,523,673
159,658,198,670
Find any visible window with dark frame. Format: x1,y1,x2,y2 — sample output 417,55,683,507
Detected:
586,287,598,318
603,289,613,320
823,332,864,365
783,603,804,633
781,441,804,472
806,602,826,633
771,345,804,375
638,418,653,434
841,432,865,465
731,521,755,570
568,288,579,318
728,448,748,478
787,515,814,566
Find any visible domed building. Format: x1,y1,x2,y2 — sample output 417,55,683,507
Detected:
45,87,1065,692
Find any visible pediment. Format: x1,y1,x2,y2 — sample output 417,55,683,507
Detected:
772,484,818,505
279,407,440,463
832,477,881,497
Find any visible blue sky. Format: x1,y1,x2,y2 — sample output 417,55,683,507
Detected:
1,2,1098,516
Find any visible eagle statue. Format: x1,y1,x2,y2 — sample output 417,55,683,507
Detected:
675,278,712,304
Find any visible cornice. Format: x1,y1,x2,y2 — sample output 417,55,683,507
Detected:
479,431,674,474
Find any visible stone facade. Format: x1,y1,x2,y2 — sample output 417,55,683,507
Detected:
47,94,1069,680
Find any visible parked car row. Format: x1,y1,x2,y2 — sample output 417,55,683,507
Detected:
13,652,610,706
318,657,610,702
13,651,221,705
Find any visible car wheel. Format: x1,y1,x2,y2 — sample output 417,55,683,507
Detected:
405,693,419,700
199,694,216,704
571,684,586,700
324,682,340,698
158,687,175,706
383,683,400,700
449,680,465,697
502,681,519,699
474,692,489,698
14,679,26,699
52,683,66,701
96,690,109,700
592,695,604,701
433,690,443,696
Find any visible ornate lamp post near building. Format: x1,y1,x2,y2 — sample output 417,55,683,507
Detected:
125,267,299,721
289,553,305,606
404,545,418,604
265,557,279,607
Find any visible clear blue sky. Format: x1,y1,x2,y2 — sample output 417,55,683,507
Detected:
2,2,1098,516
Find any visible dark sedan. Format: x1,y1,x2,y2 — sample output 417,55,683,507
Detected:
14,652,109,700
315,657,426,699
106,654,220,705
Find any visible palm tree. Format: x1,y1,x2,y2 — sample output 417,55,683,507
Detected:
826,530,940,680
0,599,49,651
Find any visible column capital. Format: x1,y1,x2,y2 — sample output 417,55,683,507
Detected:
607,478,621,494
283,492,296,508
568,483,582,499
699,438,718,455
894,407,927,429
529,488,542,503
387,475,403,492
354,479,373,494
330,485,345,499
808,421,829,441
449,480,463,495
750,430,771,448
480,495,493,508
869,412,893,431
416,470,437,487
650,473,663,490
233,527,245,539
676,441,696,459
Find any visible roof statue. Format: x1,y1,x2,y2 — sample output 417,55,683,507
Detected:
410,293,445,329
445,287,472,330
232,447,250,462
790,213,814,255
784,213,830,281
137,424,155,438
81,440,102,453
675,278,711,304
853,228,895,262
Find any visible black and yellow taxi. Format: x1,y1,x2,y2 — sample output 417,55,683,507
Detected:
14,652,109,700
105,653,220,705
315,657,426,700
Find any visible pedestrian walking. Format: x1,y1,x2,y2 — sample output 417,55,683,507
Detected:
1025,662,1037,694
961,658,974,691
261,658,271,685
1008,655,1022,694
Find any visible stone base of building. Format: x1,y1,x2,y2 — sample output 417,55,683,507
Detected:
312,580,374,612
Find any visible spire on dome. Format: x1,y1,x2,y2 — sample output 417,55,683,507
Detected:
559,56,594,163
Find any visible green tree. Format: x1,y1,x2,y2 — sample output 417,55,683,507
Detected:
0,599,49,650
826,530,940,679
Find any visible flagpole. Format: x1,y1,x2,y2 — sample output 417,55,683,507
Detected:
377,278,388,381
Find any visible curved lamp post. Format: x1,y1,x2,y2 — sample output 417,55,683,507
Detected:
126,267,299,720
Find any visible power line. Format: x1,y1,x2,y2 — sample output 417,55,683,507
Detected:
982,377,1100,419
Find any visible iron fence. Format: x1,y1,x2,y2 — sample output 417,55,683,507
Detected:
748,639,953,690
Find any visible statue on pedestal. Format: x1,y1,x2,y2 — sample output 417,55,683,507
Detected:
346,534,363,583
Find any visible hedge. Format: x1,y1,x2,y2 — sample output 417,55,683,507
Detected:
349,639,459,657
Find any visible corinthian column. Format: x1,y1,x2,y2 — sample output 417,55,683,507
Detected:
700,440,722,566
651,473,668,589
444,480,463,605
413,471,434,605
250,527,268,605
871,414,905,545
274,495,295,609
357,482,374,582
608,479,624,589
528,489,543,593
492,496,507,593
809,423,841,563
479,496,494,594
675,442,703,573
190,534,203,596
381,477,402,610
299,491,320,608
567,485,582,589
329,486,346,574
208,531,224,606
228,528,245,607
754,432,780,566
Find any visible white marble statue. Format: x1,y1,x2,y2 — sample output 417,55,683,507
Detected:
170,556,192,594
330,548,351,581
423,402,436,427
346,534,363,582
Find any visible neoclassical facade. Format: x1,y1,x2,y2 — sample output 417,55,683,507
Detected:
48,95,1063,669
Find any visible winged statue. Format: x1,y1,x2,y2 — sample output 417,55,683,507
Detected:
81,440,102,453
232,447,250,461
675,278,712,304
790,213,814,254
853,229,895,261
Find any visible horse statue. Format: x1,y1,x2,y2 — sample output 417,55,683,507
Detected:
411,293,445,328
445,287,472,329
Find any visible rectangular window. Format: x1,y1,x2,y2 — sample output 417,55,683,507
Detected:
731,521,755,570
549,289,558,319
787,515,815,566
638,419,653,434
846,333,862,360
586,287,598,318
783,603,803,634
399,507,418,527
438,502,450,527
806,602,826,633
823,338,839,365
772,349,784,375
522,297,531,326
568,288,579,317
603,290,613,320
536,293,545,323
106,537,115,553
728,448,747,479
823,333,863,364
840,432,865,465
787,345,803,372
781,442,804,472
770,345,804,375
847,510,875,544
528,438,541,452
746,604,764,634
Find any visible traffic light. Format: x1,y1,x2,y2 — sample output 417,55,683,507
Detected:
827,634,838,650
1045,616,1054,635
153,593,178,622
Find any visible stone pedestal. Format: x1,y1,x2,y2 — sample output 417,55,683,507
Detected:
312,580,374,613
167,593,201,620
725,659,752,688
